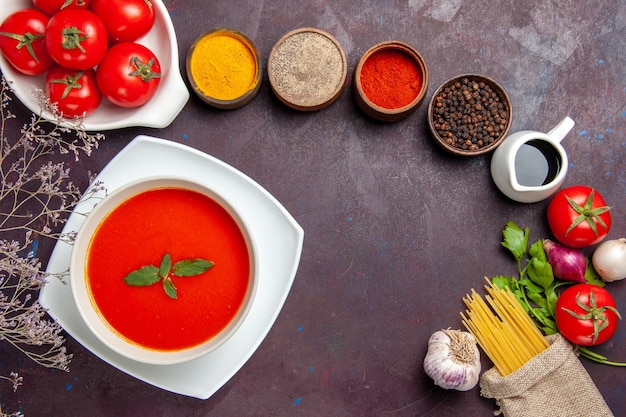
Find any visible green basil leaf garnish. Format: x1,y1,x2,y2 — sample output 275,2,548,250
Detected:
122,253,214,299
123,265,160,286
173,259,215,276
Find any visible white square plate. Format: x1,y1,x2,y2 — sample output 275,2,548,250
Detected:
40,136,304,399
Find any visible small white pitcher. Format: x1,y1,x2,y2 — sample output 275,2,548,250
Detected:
490,117,575,203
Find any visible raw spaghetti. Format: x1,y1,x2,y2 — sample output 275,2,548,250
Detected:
461,279,549,376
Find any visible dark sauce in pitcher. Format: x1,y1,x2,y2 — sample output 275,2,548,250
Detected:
514,140,562,186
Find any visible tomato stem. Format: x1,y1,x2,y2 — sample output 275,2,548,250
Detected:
564,189,611,237
49,71,84,99
62,0,88,8
128,56,161,82
0,31,44,62
61,27,88,53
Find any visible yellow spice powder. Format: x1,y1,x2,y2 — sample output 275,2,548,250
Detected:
190,32,258,101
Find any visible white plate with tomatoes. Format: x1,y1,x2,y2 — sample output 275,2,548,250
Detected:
0,0,189,131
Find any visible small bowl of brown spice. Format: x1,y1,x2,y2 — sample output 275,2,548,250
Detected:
427,74,511,156
268,28,347,111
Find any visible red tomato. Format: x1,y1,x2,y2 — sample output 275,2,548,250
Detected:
33,0,91,16
96,42,161,108
90,0,156,43
45,65,101,117
547,185,611,248
555,284,621,346
45,9,108,70
0,9,54,75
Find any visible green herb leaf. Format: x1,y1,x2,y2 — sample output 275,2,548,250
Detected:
526,289,547,308
545,286,560,318
172,259,215,276
123,265,160,286
528,239,547,261
159,253,172,278
501,221,528,261
526,256,554,290
519,277,543,292
163,277,177,299
541,322,558,335
491,275,514,290
122,253,214,298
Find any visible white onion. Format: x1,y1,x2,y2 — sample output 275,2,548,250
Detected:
592,238,626,282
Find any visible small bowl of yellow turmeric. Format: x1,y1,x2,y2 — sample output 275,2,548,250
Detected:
186,28,262,110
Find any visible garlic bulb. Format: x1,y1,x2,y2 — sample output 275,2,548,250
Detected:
423,329,480,391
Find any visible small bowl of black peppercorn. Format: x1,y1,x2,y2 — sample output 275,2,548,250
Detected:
427,74,512,156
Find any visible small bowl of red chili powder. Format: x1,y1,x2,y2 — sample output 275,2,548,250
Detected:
353,41,428,122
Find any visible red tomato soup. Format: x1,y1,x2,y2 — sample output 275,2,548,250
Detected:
86,187,250,351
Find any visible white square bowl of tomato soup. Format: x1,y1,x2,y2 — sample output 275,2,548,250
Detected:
70,176,258,365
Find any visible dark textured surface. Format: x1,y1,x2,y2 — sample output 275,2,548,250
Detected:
1,1,625,416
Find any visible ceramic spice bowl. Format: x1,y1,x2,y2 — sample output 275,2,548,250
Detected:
268,27,348,111
186,28,262,110
427,74,512,156
353,41,429,122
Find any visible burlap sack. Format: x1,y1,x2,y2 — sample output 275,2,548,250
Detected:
480,334,614,417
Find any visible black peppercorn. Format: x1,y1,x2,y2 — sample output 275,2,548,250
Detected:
431,76,509,152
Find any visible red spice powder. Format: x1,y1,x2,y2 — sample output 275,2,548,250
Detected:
360,49,422,109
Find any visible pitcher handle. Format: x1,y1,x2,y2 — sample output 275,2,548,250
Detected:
547,116,575,143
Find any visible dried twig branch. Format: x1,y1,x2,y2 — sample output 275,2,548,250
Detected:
0,75,106,414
